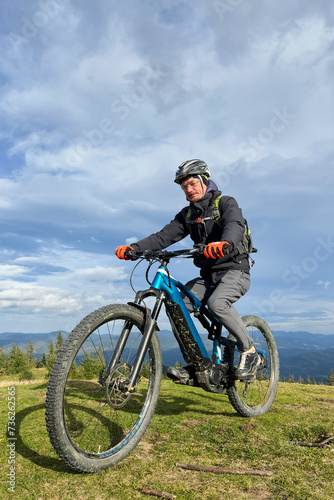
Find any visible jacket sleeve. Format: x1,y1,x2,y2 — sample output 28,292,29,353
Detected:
131,210,189,251
219,196,245,249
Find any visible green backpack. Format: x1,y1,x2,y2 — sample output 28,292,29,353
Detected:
185,195,257,265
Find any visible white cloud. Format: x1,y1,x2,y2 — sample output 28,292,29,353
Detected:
0,279,81,314
316,280,331,289
0,264,29,277
68,266,127,282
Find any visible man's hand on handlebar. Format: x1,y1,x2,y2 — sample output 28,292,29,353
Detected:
203,241,232,259
115,245,134,260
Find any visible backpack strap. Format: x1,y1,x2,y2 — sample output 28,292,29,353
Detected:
212,195,222,227
185,195,223,230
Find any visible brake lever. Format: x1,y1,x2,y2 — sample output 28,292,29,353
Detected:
189,244,205,257
126,250,140,261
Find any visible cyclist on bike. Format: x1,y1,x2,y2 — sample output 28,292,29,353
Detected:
115,159,260,381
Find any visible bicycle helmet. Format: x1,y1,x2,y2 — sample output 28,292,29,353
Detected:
174,159,210,184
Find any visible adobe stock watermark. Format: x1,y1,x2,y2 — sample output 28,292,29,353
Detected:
64,64,168,168
213,0,244,21
8,0,62,43
237,107,296,161
216,161,243,190
215,107,295,190
253,235,334,315
7,386,16,494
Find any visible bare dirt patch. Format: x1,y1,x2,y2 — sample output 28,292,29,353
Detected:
0,379,45,387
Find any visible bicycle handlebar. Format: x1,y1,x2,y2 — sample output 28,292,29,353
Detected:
126,246,205,261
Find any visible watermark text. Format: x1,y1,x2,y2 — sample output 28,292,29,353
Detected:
7,386,16,493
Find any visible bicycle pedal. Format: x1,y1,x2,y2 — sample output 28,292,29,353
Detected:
171,378,199,387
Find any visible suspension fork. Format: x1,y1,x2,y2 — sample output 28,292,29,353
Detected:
101,291,163,387
119,290,165,394
99,319,134,385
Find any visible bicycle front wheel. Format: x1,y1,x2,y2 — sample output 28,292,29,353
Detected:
45,304,162,472
225,315,279,417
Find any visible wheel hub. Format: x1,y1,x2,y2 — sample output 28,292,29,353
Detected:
105,362,133,408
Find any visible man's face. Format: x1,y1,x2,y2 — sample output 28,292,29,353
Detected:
180,176,207,202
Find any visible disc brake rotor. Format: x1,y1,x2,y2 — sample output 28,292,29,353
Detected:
105,362,132,409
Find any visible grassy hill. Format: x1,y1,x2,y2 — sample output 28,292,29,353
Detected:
0,375,333,499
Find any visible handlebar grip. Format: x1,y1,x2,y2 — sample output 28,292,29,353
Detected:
124,250,138,261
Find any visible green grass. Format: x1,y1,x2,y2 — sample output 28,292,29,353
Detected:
1,378,333,499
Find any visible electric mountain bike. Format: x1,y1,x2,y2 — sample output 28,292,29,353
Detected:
45,248,279,473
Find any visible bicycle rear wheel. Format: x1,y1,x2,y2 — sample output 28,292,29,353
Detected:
225,315,279,417
45,304,162,472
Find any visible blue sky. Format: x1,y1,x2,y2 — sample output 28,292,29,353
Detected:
0,0,333,334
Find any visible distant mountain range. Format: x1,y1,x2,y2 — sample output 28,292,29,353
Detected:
1,329,333,383
158,330,334,382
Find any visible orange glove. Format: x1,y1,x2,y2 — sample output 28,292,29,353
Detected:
115,245,134,260
203,241,232,259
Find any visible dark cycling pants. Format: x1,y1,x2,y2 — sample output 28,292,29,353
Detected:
183,269,252,352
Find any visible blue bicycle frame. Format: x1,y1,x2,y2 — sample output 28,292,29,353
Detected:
151,265,211,360
121,260,230,394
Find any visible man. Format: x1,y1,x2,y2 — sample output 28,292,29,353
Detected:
115,159,260,381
